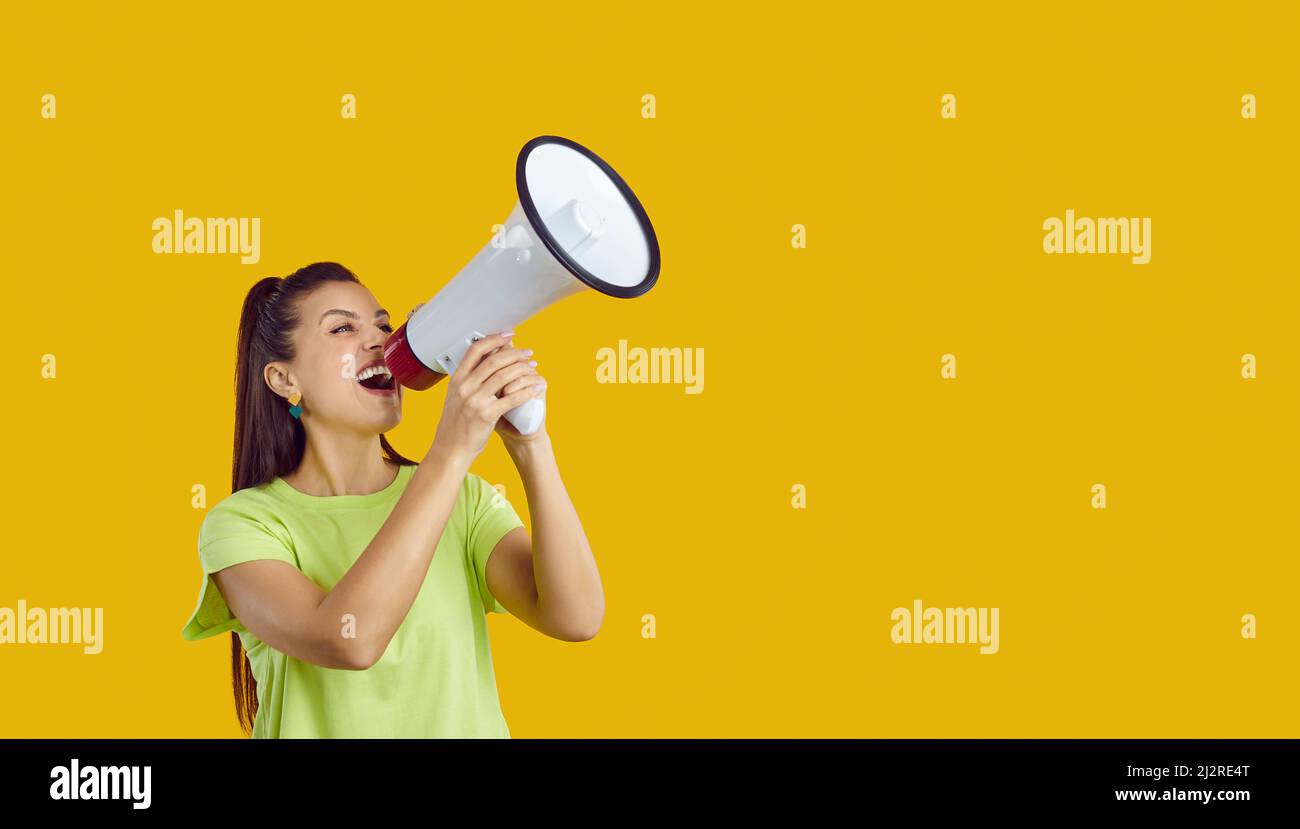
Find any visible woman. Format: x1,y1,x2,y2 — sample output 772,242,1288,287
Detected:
181,261,604,738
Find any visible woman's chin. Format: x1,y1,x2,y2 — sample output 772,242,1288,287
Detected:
346,406,401,436
373,410,402,433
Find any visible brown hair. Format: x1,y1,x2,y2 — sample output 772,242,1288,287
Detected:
228,262,416,735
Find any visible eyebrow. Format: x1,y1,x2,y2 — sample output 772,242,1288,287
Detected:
319,308,390,324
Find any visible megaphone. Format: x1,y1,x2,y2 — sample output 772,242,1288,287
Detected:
383,135,661,435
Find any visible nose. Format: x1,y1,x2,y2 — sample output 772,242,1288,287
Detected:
362,320,389,351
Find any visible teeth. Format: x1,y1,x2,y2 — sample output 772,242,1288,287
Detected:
356,365,391,382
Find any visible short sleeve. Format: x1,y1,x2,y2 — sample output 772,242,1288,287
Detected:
464,473,526,615
181,498,298,641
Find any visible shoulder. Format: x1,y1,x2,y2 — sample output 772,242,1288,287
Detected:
441,471,509,532
396,462,483,500
205,482,282,517
462,471,492,494
199,483,285,542
460,471,502,509
194,482,301,573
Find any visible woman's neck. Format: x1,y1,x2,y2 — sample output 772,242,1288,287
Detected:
282,429,398,497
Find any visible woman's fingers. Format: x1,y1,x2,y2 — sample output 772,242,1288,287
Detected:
453,332,515,386
497,367,542,397
465,344,532,391
490,376,547,418
428,330,530,463
480,361,538,398
440,330,541,426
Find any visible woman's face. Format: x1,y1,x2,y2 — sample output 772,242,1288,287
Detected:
275,280,402,435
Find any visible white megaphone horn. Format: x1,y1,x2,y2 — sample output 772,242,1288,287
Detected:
383,135,661,435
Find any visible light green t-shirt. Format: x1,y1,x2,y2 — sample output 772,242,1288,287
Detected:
180,463,525,739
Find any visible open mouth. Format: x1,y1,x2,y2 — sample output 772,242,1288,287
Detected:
356,364,396,392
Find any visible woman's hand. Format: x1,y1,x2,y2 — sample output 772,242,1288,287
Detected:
427,331,545,466
493,357,548,448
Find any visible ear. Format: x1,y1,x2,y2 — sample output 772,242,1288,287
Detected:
264,361,296,400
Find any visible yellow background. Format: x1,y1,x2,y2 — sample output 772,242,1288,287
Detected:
2,1,1296,737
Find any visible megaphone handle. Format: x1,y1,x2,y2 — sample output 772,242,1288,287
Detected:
503,397,546,436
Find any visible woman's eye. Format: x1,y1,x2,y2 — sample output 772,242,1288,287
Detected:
330,323,355,334
379,323,393,333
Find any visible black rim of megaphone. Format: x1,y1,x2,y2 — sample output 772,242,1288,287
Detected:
516,135,660,299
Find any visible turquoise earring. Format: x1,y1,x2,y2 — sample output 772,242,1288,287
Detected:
288,391,302,419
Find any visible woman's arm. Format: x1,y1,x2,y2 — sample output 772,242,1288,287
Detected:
485,433,605,641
